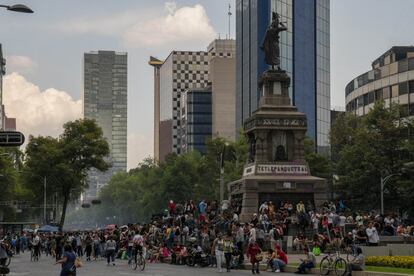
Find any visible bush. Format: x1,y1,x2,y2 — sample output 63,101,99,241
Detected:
366,256,414,269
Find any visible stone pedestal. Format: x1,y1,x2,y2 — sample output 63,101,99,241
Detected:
228,69,328,222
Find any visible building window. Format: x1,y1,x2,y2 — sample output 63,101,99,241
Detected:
368,91,375,104
395,52,407,61
375,89,383,101
398,59,408,73
408,58,414,70
409,80,414,94
399,82,408,95
399,104,409,117
357,96,364,107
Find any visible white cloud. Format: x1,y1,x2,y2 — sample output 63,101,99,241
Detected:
3,73,82,138
127,133,153,170
6,55,37,73
165,1,177,15
3,73,152,169
56,10,141,36
123,4,216,48
56,2,216,49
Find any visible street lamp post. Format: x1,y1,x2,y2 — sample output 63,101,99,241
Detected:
219,142,229,204
380,174,399,215
43,176,47,223
0,4,33,13
0,2,33,131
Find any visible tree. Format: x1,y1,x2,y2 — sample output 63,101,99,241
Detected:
23,118,109,230
65,135,250,227
0,148,19,221
304,137,331,180
331,101,414,215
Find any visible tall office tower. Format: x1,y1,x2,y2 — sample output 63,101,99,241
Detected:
236,0,330,153
180,87,212,154
156,39,235,162
0,44,6,130
83,51,127,198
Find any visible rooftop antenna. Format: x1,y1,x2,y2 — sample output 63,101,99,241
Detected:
228,3,232,39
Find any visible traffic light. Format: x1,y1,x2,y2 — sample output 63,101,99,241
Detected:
0,131,25,147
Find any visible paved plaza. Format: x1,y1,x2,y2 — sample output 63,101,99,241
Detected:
7,252,300,276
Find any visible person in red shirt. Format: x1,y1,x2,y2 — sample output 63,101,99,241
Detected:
246,241,262,274
271,245,288,272
168,200,176,216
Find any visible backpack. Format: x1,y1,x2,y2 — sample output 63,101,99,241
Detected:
272,228,280,240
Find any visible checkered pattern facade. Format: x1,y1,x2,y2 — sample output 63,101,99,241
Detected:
159,40,235,159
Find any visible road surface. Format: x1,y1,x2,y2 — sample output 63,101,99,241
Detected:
7,251,302,276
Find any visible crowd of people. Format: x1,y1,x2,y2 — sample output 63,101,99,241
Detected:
1,199,414,275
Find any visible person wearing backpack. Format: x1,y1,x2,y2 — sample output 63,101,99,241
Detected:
56,244,77,276
269,225,282,250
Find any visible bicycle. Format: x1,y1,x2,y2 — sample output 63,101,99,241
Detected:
3,248,12,268
129,248,145,271
320,251,347,276
345,244,359,262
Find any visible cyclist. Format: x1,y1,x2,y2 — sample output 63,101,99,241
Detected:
0,239,8,267
130,231,145,266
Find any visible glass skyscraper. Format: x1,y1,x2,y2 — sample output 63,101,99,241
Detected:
236,0,330,152
180,87,212,155
83,50,128,198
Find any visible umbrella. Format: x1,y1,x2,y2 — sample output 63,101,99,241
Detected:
37,225,59,233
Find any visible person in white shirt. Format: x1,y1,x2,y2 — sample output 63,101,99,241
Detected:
366,223,379,246
259,202,268,214
105,236,117,266
249,225,256,243
339,214,347,237
311,213,320,234
355,214,364,226
131,232,146,262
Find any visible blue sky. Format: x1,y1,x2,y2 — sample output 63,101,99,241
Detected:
1,0,414,168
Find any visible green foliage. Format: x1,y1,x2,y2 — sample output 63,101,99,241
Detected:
0,148,20,220
22,118,110,229
66,135,249,226
304,138,331,180
331,101,414,216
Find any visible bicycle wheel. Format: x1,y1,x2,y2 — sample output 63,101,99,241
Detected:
346,252,355,263
334,258,347,276
5,256,11,267
320,256,331,275
137,255,145,271
129,258,137,270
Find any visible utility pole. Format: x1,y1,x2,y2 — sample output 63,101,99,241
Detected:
44,177,47,224
219,143,229,204
227,3,232,39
